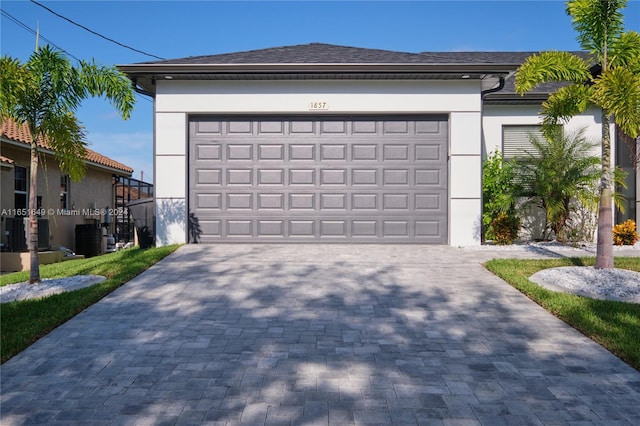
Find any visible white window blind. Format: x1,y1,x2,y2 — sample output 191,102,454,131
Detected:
502,125,545,160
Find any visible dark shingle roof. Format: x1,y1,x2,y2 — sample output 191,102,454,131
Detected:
141,43,440,65
122,43,594,102
137,43,563,66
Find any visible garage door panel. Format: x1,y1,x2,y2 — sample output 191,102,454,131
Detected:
290,121,315,134
227,220,252,236
352,193,377,210
258,145,285,160
415,121,441,134
289,145,315,160
196,193,222,209
289,193,315,210
258,194,284,210
415,145,441,161
227,169,252,185
196,144,221,160
258,121,285,134
257,220,285,236
227,193,252,210
190,116,448,243
383,220,409,236
320,220,347,237
352,121,377,134
383,121,409,134
383,194,409,211
352,169,377,185
415,169,443,186
320,193,347,210
352,220,377,236
321,144,347,161
383,145,409,160
199,220,222,238
416,193,443,210
257,169,285,185
416,220,442,237
195,121,222,135
227,144,252,160
196,169,221,185
352,145,377,161
289,169,316,185
227,121,252,134
320,121,347,134
320,169,347,185
383,169,409,185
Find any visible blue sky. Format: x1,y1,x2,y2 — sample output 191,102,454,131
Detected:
2,0,639,180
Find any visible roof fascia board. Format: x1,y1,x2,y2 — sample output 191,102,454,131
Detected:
118,63,518,75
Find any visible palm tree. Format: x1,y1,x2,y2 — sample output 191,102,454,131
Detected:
0,45,135,283
515,0,640,269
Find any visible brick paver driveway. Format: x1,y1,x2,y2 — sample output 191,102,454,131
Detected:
2,244,639,425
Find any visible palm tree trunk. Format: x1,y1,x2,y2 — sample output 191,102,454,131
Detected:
595,112,614,269
28,142,41,284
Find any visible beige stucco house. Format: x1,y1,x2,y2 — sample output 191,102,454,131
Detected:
1,119,134,262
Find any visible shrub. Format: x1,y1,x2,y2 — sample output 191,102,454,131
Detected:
482,149,520,243
491,212,521,245
613,220,639,246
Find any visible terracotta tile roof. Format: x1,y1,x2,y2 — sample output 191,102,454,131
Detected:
0,155,15,165
0,120,133,175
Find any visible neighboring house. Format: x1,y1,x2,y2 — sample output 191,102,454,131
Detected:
119,43,639,246
0,120,134,254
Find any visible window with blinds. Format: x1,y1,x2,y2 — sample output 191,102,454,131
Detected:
502,125,545,160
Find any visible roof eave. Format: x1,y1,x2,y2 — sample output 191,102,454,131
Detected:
118,62,518,75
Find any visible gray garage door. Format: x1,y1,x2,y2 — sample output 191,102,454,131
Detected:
188,116,448,243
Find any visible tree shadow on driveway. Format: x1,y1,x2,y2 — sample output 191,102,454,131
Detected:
1,244,639,425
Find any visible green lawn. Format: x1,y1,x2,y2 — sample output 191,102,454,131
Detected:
485,257,640,370
1,245,179,363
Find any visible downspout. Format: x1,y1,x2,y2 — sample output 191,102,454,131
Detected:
481,75,506,98
479,75,506,244
131,78,155,98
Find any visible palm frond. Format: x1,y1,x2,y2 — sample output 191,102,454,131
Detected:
39,113,88,181
539,84,592,135
515,51,592,94
567,0,626,56
593,67,640,138
609,31,640,70
0,57,34,120
79,60,136,120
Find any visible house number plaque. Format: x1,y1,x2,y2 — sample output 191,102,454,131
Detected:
308,101,329,110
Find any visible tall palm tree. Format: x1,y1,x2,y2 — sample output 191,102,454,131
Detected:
515,0,640,269
0,45,135,283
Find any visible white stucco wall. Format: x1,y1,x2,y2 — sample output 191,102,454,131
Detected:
153,79,486,246
482,105,611,157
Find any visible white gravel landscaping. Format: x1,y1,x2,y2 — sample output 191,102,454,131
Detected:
0,275,106,303
530,267,640,303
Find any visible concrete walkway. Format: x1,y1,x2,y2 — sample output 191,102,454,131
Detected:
1,244,639,425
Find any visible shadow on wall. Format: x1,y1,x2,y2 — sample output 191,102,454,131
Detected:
155,199,186,246
188,211,202,243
